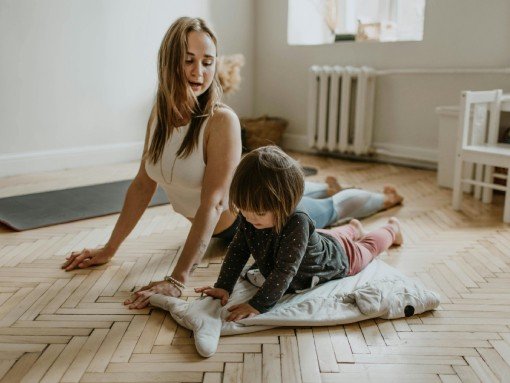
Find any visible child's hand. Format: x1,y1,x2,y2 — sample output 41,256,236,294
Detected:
226,303,260,322
194,286,229,306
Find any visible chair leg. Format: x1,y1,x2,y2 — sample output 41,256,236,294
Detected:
463,163,474,193
474,164,483,200
504,167,510,223
482,165,494,203
452,157,464,211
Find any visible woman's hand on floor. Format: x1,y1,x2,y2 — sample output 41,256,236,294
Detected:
226,303,260,322
195,286,229,306
124,281,181,309
62,247,114,271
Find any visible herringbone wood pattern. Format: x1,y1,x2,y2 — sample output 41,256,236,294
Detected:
0,153,508,383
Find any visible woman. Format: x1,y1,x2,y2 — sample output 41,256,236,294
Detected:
62,17,402,309
64,17,241,309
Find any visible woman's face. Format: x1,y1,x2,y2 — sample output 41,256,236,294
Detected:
184,31,216,97
240,210,276,230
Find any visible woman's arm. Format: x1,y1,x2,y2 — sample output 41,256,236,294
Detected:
102,161,157,250
195,226,250,307
63,107,158,270
213,225,250,294
124,107,242,308
172,108,242,281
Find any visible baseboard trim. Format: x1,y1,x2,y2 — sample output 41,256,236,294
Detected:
0,142,144,178
281,133,313,153
373,142,437,164
2,135,439,178
282,133,438,169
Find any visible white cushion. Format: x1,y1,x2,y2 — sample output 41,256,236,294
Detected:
150,259,440,357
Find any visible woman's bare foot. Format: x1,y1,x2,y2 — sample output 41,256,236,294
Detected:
387,217,403,246
326,176,343,196
382,186,404,209
348,219,366,240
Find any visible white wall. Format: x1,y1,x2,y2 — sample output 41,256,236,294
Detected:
254,0,510,165
208,0,255,115
3,0,510,177
0,0,254,176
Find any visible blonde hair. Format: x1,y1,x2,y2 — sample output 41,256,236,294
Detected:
146,17,223,164
229,146,304,233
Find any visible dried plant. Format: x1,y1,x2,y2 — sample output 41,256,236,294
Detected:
308,0,338,35
324,0,338,34
217,54,245,95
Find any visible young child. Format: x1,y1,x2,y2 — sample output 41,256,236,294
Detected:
196,146,402,322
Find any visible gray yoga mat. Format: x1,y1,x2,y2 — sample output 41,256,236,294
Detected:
302,166,318,176
0,180,169,231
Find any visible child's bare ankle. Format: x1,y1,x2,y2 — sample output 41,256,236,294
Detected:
387,217,403,246
348,219,365,239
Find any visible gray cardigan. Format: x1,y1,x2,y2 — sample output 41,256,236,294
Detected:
214,211,349,313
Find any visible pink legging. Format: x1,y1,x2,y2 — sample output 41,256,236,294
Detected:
317,224,396,276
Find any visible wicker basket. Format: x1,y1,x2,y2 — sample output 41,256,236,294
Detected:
240,116,288,150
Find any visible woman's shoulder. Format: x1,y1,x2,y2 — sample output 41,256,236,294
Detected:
204,104,241,145
208,104,239,128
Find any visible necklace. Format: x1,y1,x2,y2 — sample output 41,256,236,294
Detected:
159,127,182,184
160,153,177,184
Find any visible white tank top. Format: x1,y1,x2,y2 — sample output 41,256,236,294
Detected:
145,118,209,218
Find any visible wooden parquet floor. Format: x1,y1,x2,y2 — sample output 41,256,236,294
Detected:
0,153,509,383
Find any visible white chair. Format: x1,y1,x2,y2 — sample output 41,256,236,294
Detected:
452,89,510,223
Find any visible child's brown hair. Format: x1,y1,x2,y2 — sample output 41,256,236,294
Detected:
229,146,304,232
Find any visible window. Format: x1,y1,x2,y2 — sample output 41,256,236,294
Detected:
288,0,426,45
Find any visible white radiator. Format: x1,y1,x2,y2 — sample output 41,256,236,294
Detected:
307,66,376,155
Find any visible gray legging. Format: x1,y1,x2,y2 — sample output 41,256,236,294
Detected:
297,181,385,229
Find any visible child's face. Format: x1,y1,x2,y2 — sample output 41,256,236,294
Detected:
240,210,275,229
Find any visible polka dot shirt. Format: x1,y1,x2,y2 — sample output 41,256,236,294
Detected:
214,211,348,313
